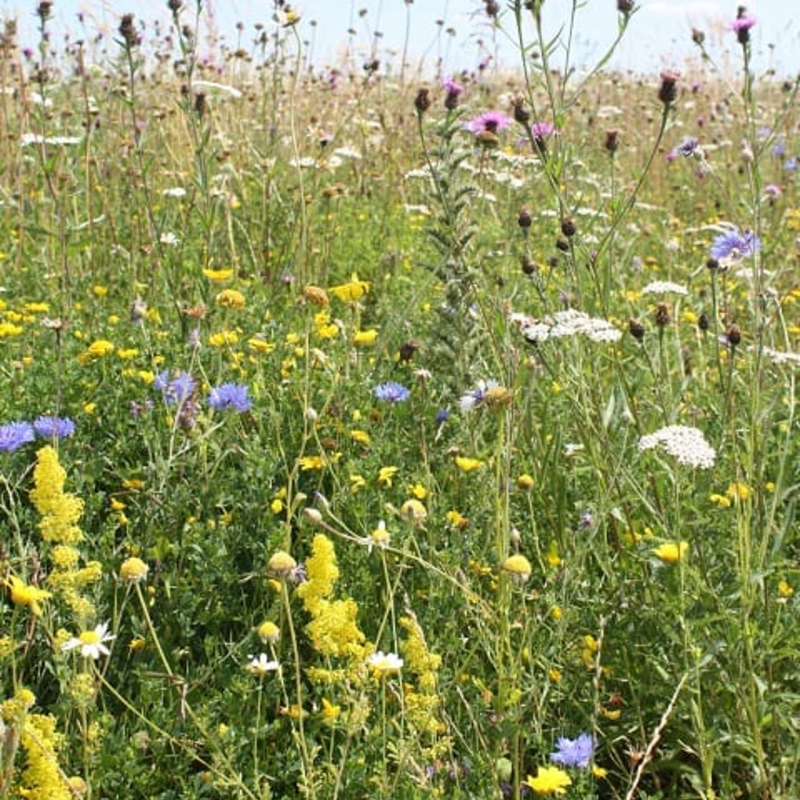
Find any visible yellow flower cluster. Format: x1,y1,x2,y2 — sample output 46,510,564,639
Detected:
399,614,448,753
29,447,84,545
29,446,100,622
0,689,73,800
297,535,366,662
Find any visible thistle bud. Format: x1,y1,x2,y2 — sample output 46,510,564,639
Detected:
654,302,671,328
414,88,430,114
658,69,680,106
628,318,645,341
726,323,741,346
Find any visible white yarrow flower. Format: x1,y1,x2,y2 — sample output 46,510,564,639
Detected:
517,309,622,343
638,425,716,469
641,281,689,295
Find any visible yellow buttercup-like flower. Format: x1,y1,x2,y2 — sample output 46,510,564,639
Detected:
653,541,689,565
6,576,52,617
524,765,573,795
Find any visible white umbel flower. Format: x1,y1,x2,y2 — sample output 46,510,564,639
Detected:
638,425,716,469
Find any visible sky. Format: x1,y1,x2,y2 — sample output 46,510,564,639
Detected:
6,0,798,77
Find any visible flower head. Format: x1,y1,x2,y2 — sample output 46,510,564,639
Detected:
62,622,115,659
367,650,403,673
638,424,716,469
373,382,410,403
524,765,573,795
0,421,35,452
653,541,690,565
257,620,280,644
502,554,532,583
550,733,595,768
119,557,149,584
710,228,760,265
153,370,196,404
33,415,76,439
6,575,52,617
466,111,511,135
247,653,280,676
207,383,252,413
729,11,756,44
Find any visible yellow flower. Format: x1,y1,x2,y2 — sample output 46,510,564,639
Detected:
208,330,239,347
320,697,340,721
86,339,114,358
203,268,234,282
330,277,370,302
215,289,246,309
653,541,689,565
257,620,280,643
247,337,274,354
93,284,108,297
353,328,378,346
6,576,52,617
409,482,427,500
502,554,532,582
377,466,398,486
725,482,751,502
546,542,561,568
454,456,484,472
298,455,326,471
350,474,366,493
302,285,329,306
524,765,573,795
778,579,794,599
350,429,371,446
446,509,469,529
267,550,297,577
517,473,535,489
0,321,23,337
119,557,149,584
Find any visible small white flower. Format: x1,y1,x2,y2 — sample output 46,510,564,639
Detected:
638,425,716,469
367,651,403,673
62,622,116,660
161,187,187,198
247,653,280,676
159,232,180,246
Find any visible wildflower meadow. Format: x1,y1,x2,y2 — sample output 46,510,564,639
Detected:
3,1,800,798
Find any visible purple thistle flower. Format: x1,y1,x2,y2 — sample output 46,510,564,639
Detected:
443,76,463,97
33,415,76,439
709,228,761,263
154,370,196,404
729,11,756,44
0,421,35,452
207,383,253,413
550,732,595,769
530,121,555,139
466,111,511,135
373,382,410,403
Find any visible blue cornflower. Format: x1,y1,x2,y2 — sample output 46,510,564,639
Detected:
0,421,35,452
435,408,450,428
709,228,760,263
154,370,196,404
785,156,797,172
550,732,595,769
33,415,76,439
207,383,253,413
373,382,410,403
673,136,700,158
